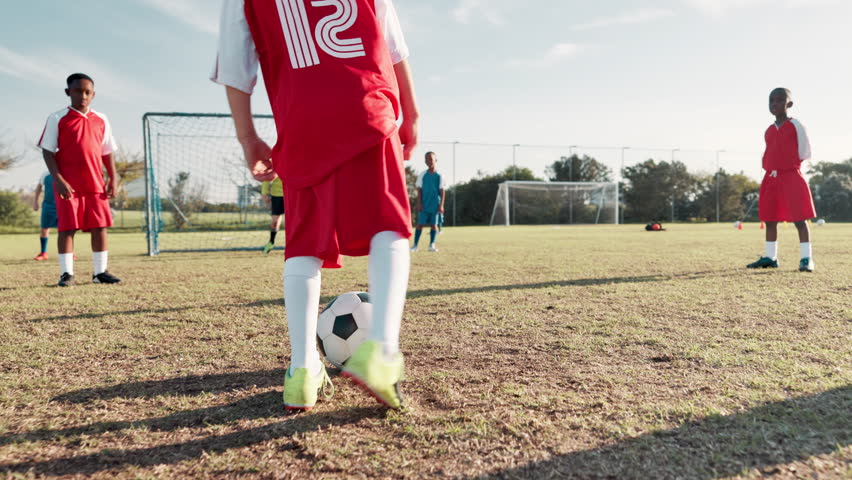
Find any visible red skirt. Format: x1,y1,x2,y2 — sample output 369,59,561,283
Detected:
758,169,816,222
283,135,412,269
55,192,113,232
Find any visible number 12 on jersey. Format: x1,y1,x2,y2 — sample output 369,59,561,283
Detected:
275,0,366,70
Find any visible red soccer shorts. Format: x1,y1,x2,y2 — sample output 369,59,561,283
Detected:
55,192,114,232
758,169,817,222
283,135,413,268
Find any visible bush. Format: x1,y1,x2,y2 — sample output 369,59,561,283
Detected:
0,191,35,227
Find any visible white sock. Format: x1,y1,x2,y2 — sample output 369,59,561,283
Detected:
59,253,74,275
800,242,812,259
368,231,410,357
765,241,778,260
92,251,108,275
283,256,323,375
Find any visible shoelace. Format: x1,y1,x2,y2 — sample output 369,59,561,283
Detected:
320,370,335,399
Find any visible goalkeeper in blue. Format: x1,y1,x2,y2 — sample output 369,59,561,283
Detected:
410,151,445,252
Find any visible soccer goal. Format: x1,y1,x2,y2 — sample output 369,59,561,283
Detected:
143,112,278,255
489,181,619,226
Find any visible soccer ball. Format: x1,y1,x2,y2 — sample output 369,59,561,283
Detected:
317,292,372,368
816,219,826,226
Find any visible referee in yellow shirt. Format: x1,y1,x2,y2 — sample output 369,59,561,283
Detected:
261,177,284,254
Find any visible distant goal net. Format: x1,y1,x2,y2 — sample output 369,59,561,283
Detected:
143,113,278,255
489,181,619,226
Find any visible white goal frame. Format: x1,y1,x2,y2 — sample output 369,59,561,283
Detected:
489,181,619,226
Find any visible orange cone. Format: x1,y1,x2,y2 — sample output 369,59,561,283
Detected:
737,222,743,230
760,221,765,229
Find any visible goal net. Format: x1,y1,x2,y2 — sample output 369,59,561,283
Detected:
489,181,619,226
143,113,278,255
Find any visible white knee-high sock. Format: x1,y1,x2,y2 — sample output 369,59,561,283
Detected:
368,231,410,357
800,242,812,259
93,251,108,275
283,256,323,375
59,253,74,275
765,241,778,260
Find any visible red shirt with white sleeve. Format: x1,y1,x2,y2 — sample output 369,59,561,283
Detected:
211,0,410,189
762,118,811,173
38,107,118,194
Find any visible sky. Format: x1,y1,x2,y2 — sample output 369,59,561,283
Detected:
1,0,851,191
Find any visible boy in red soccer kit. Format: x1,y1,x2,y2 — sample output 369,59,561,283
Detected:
213,0,419,410
38,73,121,287
747,88,816,272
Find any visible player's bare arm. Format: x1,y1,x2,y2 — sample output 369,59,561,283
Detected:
394,59,419,161
225,86,276,182
439,189,446,214
103,153,119,199
42,149,73,199
33,182,42,210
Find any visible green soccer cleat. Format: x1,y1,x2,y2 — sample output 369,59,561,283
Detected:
283,366,334,411
263,242,275,254
746,256,779,269
341,340,406,410
799,257,815,272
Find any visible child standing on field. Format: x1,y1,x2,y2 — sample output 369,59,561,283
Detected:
38,73,121,286
410,151,445,252
32,171,57,261
747,87,817,272
213,0,419,411
261,177,284,254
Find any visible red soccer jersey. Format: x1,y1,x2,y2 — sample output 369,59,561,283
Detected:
762,118,811,172
212,0,407,189
38,107,117,193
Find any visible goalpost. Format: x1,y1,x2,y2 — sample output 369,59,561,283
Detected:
143,112,278,255
489,181,619,226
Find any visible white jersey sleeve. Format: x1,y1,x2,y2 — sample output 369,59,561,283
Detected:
94,111,118,155
38,111,61,153
415,170,425,188
375,0,410,64
790,118,812,162
210,0,259,94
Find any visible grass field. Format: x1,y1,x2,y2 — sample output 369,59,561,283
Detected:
0,224,850,479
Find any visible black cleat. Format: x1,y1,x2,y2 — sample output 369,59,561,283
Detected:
58,272,75,287
93,271,121,284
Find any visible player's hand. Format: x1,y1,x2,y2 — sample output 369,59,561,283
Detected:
399,118,418,161
55,179,74,200
240,136,276,182
438,206,445,214
263,195,271,205
106,179,119,199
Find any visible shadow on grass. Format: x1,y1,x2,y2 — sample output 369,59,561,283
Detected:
476,386,851,480
407,269,743,299
52,369,285,403
0,405,382,476
25,298,288,323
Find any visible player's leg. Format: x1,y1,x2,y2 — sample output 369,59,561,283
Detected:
57,230,76,286
794,220,814,272
411,223,424,252
336,137,412,409
280,183,339,410
749,178,780,269
35,228,50,261
265,196,285,254
428,222,439,252
87,195,120,284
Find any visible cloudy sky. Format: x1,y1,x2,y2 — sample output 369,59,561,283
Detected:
1,0,850,189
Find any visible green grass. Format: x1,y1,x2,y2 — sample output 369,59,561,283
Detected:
0,223,850,479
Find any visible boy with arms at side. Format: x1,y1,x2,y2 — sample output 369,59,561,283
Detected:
213,0,419,410
410,151,444,252
38,73,121,286
32,172,57,261
261,176,284,254
747,87,816,272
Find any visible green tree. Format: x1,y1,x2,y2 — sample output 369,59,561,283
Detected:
622,159,697,222
0,137,20,171
448,166,541,225
547,154,612,182
405,165,418,224
693,170,760,222
0,190,34,227
809,159,852,221
112,146,145,227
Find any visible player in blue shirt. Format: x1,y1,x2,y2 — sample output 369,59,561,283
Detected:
32,172,58,261
411,152,445,252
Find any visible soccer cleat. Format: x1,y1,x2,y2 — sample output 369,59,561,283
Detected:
799,257,815,272
283,366,334,411
93,271,121,284
428,244,439,252
58,272,74,287
34,252,49,261
342,340,406,410
746,256,779,269
263,241,275,254
410,246,418,253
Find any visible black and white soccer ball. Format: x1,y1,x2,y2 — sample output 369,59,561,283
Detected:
317,291,372,368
